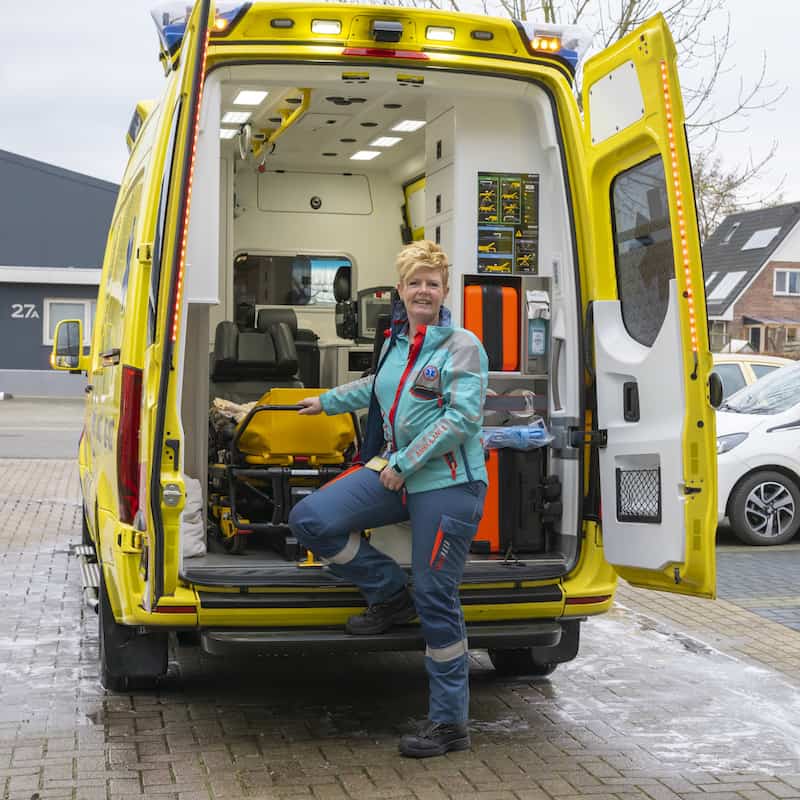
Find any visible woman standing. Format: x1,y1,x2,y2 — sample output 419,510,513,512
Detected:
288,240,488,758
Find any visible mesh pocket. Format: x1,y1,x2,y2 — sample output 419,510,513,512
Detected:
616,467,661,523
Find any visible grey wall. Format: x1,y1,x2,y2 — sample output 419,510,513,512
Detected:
0,150,118,268
0,283,97,369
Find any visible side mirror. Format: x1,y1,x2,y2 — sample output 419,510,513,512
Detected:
708,370,724,409
50,319,90,373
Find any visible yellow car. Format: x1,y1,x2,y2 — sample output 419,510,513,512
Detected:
50,1,716,689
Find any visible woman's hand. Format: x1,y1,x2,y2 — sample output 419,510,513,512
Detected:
380,465,405,492
297,397,323,415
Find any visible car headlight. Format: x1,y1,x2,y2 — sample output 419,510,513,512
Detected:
717,432,748,455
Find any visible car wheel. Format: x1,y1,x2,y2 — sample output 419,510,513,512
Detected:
487,648,557,677
729,470,800,546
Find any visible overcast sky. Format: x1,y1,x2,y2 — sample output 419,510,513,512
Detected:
1,0,797,208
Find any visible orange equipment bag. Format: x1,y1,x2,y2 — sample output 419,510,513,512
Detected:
463,284,519,371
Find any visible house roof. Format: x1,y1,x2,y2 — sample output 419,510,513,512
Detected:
0,149,118,270
702,202,800,318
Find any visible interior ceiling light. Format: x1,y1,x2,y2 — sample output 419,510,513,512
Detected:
350,150,381,160
311,19,342,35
233,90,268,105
219,129,238,139
222,110,251,124
391,119,425,132
370,136,402,147
426,26,455,41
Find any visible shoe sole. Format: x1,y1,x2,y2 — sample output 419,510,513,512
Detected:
345,607,417,636
399,736,471,758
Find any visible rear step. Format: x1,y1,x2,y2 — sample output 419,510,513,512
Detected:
74,544,100,613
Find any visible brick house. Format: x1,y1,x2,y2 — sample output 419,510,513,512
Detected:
704,203,800,354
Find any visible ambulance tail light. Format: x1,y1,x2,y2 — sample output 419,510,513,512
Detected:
118,365,143,524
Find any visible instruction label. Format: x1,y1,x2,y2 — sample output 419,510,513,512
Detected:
476,172,539,274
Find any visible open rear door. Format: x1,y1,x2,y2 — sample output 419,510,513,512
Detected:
140,0,214,609
582,14,716,597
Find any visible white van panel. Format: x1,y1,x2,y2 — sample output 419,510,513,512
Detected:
257,171,374,215
186,77,221,305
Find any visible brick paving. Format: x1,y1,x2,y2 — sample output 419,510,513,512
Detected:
1,458,800,800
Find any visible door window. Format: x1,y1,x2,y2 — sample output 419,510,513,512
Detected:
712,363,746,399
751,363,780,380
611,156,674,348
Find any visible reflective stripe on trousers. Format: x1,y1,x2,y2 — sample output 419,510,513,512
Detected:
288,467,486,723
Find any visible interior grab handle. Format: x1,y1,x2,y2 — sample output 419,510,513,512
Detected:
551,336,564,411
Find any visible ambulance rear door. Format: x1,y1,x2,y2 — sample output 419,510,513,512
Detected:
581,14,717,597
141,0,214,609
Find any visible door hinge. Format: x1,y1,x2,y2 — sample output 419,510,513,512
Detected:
136,242,153,262
568,427,608,448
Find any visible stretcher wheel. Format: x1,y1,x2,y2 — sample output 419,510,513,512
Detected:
222,532,247,554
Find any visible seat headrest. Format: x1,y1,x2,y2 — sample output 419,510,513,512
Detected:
257,307,298,337
236,301,256,329
333,266,351,302
211,320,299,382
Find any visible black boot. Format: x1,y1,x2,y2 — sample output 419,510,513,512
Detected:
399,720,471,758
345,588,416,635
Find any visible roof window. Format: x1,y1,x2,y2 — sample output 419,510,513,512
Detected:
741,227,781,250
704,271,718,287
707,270,746,301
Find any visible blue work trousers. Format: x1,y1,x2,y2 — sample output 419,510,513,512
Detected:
288,466,486,724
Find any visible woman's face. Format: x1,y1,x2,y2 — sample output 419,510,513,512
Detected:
397,266,448,328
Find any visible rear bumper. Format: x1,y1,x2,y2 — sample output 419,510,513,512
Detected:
201,619,570,655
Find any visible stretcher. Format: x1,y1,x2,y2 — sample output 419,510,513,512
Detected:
208,387,359,556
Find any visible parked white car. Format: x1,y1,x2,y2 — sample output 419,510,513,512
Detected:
717,362,800,545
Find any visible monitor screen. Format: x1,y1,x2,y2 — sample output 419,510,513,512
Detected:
357,288,393,340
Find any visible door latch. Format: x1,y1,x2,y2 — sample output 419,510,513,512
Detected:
568,428,608,448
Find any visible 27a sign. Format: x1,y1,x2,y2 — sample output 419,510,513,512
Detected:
10,304,40,319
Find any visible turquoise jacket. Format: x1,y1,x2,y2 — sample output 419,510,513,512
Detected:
320,323,489,494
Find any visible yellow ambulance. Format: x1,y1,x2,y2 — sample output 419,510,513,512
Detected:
52,0,718,690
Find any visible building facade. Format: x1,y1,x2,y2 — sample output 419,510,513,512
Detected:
0,149,117,396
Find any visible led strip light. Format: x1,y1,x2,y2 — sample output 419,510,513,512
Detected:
660,59,698,354
172,24,211,342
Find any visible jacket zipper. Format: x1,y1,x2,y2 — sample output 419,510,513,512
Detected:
387,326,427,449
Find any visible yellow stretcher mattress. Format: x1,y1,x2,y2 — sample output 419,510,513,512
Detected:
236,387,356,465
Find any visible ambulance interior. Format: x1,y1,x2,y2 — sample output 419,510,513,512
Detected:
178,63,584,584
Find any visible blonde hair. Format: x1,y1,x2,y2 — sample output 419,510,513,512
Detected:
395,240,450,292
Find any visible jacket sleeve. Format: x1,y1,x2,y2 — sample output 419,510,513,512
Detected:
389,332,488,477
320,375,374,415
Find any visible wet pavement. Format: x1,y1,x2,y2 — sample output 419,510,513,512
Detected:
1,458,800,800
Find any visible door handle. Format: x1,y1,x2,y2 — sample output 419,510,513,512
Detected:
551,336,564,411
623,381,640,422
85,384,94,395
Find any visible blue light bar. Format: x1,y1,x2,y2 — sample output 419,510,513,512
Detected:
150,2,248,55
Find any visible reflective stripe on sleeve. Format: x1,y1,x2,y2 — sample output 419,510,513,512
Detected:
325,531,362,565
425,638,469,662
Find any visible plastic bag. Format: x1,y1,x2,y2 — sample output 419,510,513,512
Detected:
481,419,553,450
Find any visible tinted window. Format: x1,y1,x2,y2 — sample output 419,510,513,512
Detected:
713,363,746,399
751,364,780,380
611,157,675,347
234,254,351,307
